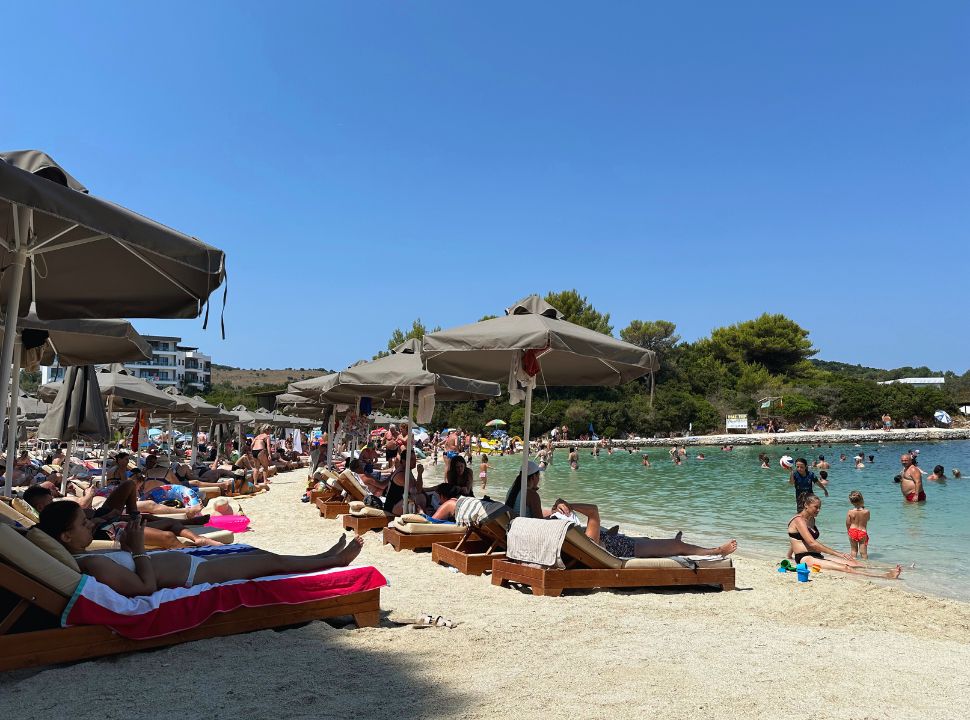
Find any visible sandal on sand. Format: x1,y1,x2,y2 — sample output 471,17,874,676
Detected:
415,615,457,629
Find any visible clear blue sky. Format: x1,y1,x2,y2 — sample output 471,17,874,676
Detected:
6,2,968,373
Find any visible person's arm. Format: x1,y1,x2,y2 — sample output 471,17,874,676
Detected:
793,517,850,560
526,489,544,519
913,469,923,497
845,511,852,533
788,472,795,486
813,477,829,496
84,518,157,595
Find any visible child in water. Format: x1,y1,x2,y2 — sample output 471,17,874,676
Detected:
479,454,489,491
568,446,579,470
846,490,870,560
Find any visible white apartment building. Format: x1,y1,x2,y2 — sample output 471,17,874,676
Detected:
41,334,213,392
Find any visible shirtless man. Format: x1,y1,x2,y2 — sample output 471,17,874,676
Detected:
899,453,925,503
882,413,893,432
443,429,459,474
816,455,830,470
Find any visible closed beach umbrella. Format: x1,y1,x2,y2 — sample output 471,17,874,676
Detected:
37,365,109,443
422,295,658,515
0,150,226,490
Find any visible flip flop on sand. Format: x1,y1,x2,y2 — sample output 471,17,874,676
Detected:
392,615,458,629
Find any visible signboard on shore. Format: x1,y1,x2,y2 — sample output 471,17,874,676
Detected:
726,414,748,432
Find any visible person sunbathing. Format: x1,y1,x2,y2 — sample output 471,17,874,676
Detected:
505,461,738,559
26,483,221,548
143,454,233,495
38,500,363,596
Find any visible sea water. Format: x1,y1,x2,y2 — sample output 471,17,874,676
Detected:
478,440,970,601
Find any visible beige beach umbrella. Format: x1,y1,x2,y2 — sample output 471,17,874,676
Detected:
421,295,658,516
0,150,226,492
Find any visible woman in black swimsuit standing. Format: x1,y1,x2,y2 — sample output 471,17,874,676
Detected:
787,494,900,578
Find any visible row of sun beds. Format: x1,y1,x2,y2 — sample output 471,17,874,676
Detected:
315,468,736,597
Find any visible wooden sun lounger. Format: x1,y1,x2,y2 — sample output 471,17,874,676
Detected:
342,513,391,536
431,515,509,576
382,524,468,552
0,553,381,672
491,526,735,597
315,498,350,519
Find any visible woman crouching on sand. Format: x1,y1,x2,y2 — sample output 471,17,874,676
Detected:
787,494,900,579
39,501,364,597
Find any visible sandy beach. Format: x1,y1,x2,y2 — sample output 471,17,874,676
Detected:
4,466,970,720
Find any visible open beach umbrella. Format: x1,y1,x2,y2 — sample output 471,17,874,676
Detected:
422,295,658,515
934,410,952,426
295,340,500,506
0,150,226,489
485,419,507,427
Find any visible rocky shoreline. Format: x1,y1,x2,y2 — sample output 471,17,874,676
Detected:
550,427,970,448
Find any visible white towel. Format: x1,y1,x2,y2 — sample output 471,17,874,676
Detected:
507,354,536,406
506,517,574,568
416,387,436,424
454,496,507,527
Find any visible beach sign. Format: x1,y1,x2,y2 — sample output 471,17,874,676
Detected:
726,414,748,432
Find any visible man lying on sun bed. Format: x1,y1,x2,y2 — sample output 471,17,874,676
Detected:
505,461,738,559
37,500,363,596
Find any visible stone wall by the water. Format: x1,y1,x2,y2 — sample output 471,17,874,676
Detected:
550,428,970,448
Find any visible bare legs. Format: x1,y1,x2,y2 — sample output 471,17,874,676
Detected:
193,537,364,586
809,557,901,579
632,537,738,558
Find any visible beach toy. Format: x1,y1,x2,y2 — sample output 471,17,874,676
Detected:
811,564,821,573
780,455,794,470
206,514,250,533
778,559,796,572
796,562,810,582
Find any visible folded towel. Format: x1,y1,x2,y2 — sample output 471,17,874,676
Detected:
454,496,507,527
506,517,574,568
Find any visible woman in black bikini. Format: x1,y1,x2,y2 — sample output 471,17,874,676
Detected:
787,494,900,578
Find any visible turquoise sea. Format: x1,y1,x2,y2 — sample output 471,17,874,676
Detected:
478,440,970,601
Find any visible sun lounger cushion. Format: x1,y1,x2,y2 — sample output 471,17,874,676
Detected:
564,528,623,569
337,471,368,501
392,518,467,535
349,501,365,512
0,524,81,597
0,499,35,528
400,514,427,524
622,557,733,569
12,497,40,523
193,527,235,543
351,506,387,518
24,527,81,571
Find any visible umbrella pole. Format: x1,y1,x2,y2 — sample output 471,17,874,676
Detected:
190,420,199,466
518,384,534,518
2,338,23,497
325,408,335,470
0,241,28,487
403,386,415,513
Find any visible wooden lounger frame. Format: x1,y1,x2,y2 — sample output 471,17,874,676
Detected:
382,525,467,552
491,528,735,596
0,560,381,672
315,498,350,519
432,536,506,576
342,513,390,536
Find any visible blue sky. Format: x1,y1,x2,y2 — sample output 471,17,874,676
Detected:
6,2,968,373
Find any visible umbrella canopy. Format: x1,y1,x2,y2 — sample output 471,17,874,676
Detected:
36,365,109,442
422,295,659,515
16,392,49,420
0,150,226,320
934,410,953,426
95,365,184,411
293,340,500,401
421,295,658,385
2,312,151,368
485,419,507,427
160,386,235,421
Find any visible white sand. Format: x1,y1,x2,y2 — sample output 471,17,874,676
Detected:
4,467,970,719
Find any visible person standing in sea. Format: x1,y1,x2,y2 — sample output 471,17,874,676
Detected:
789,458,828,510
899,453,926,503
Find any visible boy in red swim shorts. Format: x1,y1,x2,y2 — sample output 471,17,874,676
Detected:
846,490,870,560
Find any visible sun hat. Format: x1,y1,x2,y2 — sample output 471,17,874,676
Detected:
526,460,542,476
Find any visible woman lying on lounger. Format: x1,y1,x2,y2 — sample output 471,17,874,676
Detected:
504,461,738,559
38,500,364,596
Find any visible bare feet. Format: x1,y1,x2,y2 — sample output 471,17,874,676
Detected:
714,540,738,556
324,535,348,556
333,536,364,566
674,531,683,541
193,536,225,547
185,506,203,519
605,525,620,536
